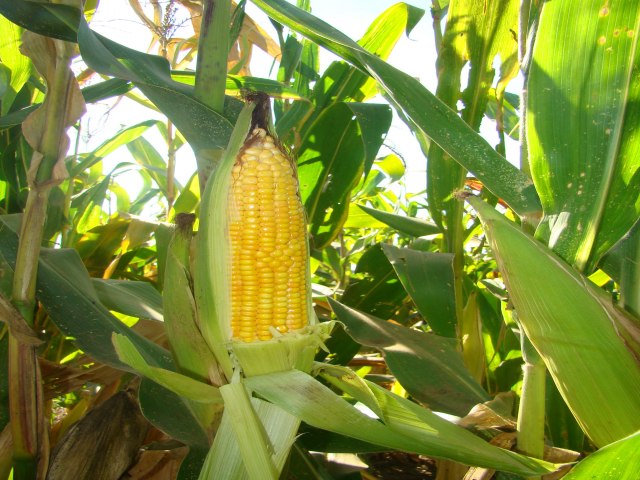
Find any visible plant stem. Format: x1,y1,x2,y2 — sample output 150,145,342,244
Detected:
516,329,546,480
10,24,79,476
194,0,231,113
193,0,232,189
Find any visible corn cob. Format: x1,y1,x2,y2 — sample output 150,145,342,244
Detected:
228,126,308,342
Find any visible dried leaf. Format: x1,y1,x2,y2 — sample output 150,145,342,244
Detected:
459,392,517,431
19,31,85,184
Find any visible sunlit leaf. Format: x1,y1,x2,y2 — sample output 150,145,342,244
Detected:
92,279,163,322
357,205,440,238
381,244,456,338
298,102,391,248
0,216,172,371
528,0,640,271
328,298,488,416
251,0,541,217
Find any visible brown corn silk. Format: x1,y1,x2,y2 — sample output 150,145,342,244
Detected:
228,128,308,341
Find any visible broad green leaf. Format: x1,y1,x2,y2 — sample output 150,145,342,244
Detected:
171,172,200,216
139,378,209,448
176,447,208,480
245,369,556,476
92,279,163,322
528,1,640,271
315,363,385,421
126,137,172,196
251,0,541,217
313,2,425,108
298,102,391,248
296,425,383,454
0,1,240,153
113,334,222,404
0,216,173,371
600,219,640,318
71,174,110,234
0,17,33,115
485,90,519,141
545,376,585,452
340,244,407,321
381,244,457,338
563,430,640,479
75,219,130,275
328,298,488,417
343,206,387,229
70,120,159,175
0,1,78,43
467,196,640,447
357,205,440,237
292,38,319,98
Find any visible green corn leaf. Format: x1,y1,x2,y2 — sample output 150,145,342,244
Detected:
467,196,640,447
138,379,210,449
0,16,33,115
298,102,391,248
0,1,78,42
171,71,306,100
113,334,222,404
246,369,557,476
75,16,240,154
328,298,488,417
528,0,640,271
70,120,159,176
194,102,255,380
563,430,640,479
312,2,424,110
251,0,541,218
357,205,440,237
381,244,457,338
163,219,220,384
92,278,163,322
0,215,173,370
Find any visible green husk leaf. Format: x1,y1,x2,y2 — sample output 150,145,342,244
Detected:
201,394,300,480
112,334,222,404
194,102,256,380
163,217,221,384
218,382,279,480
232,323,333,377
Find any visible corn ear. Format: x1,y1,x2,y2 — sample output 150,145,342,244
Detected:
466,196,640,447
194,93,331,479
195,93,324,380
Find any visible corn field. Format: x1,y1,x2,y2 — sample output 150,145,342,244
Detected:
0,0,639,479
